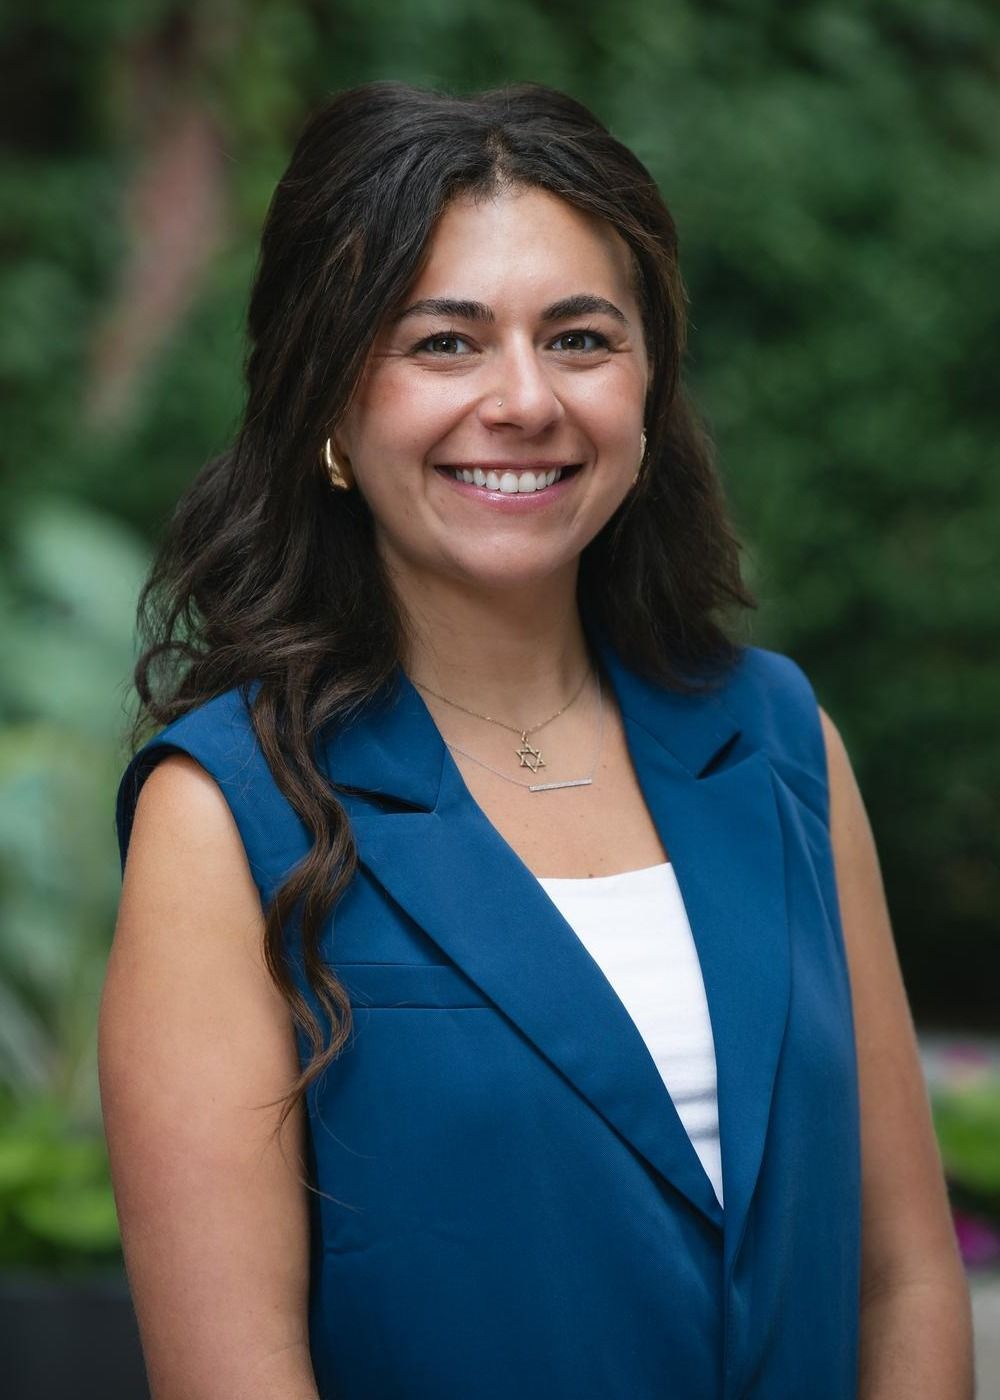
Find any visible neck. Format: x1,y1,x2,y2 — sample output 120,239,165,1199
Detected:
393,567,594,721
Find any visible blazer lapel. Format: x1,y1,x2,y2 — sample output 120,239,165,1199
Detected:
595,636,792,1271
320,627,791,1253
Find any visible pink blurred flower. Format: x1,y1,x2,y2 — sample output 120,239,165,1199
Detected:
953,1208,1000,1269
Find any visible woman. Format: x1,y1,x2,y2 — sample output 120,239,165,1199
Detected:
100,82,973,1398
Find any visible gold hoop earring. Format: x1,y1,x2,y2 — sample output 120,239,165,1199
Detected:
322,438,354,491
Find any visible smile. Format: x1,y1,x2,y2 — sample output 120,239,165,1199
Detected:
434,464,582,496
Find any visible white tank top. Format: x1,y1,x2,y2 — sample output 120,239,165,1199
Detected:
536,861,724,1208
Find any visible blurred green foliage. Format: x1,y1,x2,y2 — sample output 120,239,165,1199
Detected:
935,1085,1000,1209
1,0,998,1263
0,1091,121,1272
926,1044,1000,1256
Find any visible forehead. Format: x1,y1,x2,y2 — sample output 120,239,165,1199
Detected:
406,185,639,308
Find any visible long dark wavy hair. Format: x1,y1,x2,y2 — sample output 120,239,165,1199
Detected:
127,80,756,1138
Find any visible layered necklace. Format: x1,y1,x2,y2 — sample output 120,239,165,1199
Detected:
412,663,604,793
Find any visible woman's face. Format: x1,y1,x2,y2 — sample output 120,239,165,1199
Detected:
335,184,651,600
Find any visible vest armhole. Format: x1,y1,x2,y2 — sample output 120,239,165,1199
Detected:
116,740,221,880
738,646,831,829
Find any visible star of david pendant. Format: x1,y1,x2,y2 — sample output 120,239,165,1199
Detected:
516,733,545,773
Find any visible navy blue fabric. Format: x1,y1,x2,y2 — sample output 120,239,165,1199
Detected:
116,626,861,1399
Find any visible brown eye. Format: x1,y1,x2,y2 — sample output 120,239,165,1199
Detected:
551,330,608,352
415,333,472,355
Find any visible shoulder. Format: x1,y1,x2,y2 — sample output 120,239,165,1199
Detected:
138,682,262,769
121,750,259,912
722,642,821,721
728,649,854,810
116,681,277,882
727,646,873,881
717,642,829,782
813,704,869,873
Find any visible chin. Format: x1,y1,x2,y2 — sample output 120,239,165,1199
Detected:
449,558,578,596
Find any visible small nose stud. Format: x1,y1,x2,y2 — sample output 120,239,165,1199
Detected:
497,400,504,407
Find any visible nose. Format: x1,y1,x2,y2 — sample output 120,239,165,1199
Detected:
477,338,564,436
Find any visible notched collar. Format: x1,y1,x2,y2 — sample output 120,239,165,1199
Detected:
318,617,745,809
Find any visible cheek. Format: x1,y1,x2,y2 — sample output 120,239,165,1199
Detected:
358,369,468,458
564,361,646,420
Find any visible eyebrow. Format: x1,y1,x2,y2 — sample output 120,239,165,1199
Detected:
393,294,629,327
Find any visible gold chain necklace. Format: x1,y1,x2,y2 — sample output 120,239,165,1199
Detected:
412,661,592,775
446,674,605,793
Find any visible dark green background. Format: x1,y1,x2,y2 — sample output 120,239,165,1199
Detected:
1,0,997,1268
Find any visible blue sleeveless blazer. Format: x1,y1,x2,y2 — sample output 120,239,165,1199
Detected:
116,625,862,1399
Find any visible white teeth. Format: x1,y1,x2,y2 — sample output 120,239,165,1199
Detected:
446,466,567,491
